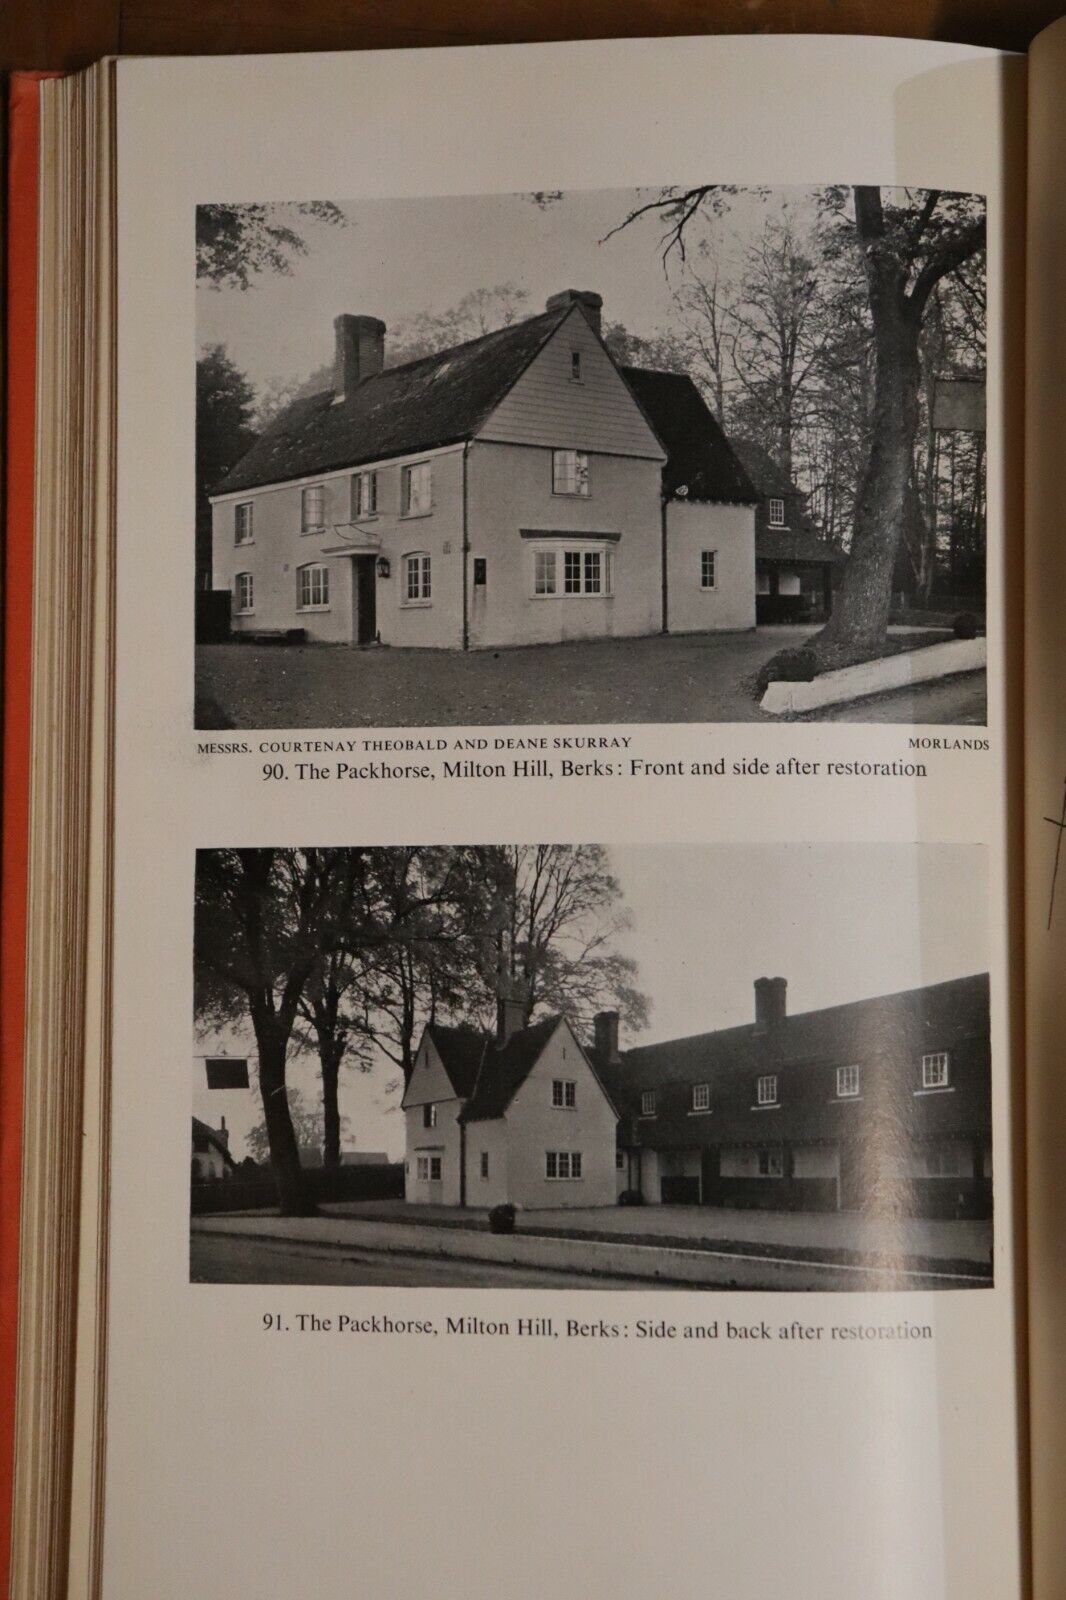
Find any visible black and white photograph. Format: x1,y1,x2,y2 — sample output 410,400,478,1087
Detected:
192,843,993,1290
195,184,988,730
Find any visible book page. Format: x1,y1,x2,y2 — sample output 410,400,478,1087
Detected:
89,35,1024,1600
1022,16,1066,1600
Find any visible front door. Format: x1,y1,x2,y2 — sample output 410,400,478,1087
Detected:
354,555,377,645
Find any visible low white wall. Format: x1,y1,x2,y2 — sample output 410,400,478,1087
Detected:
760,637,986,715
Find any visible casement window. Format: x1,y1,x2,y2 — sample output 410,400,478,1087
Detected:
234,572,254,614
552,449,590,497
700,550,717,590
416,1154,442,1182
403,552,432,604
351,470,377,520
757,1148,784,1177
480,1151,490,1180
296,563,330,610
563,549,608,595
234,502,254,545
545,1150,583,1180
534,550,557,596
532,545,612,598
640,1090,657,1118
301,484,326,531
401,460,432,516
756,1074,779,1106
570,351,583,382
767,497,786,528
615,1150,625,1171
551,1079,577,1108
921,1051,951,1089
692,1082,710,1112
422,1103,437,1129
836,1064,861,1099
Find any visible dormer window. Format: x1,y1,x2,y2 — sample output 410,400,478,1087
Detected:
921,1052,950,1089
768,497,786,528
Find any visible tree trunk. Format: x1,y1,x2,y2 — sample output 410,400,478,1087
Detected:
812,305,920,667
253,1019,314,1215
319,1034,345,1169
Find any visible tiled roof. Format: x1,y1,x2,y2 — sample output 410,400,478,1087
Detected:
756,527,846,565
460,1014,563,1124
213,304,573,495
614,974,990,1147
620,367,757,505
425,1023,488,1099
730,437,797,498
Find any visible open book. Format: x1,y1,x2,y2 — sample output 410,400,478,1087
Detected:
2,21,1064,1598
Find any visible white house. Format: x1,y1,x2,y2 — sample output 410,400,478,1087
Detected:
209,290,758,649
191,1116,235,1182
401,1002,620,1210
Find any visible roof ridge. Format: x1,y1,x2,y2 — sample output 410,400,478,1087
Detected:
622,972,989,1058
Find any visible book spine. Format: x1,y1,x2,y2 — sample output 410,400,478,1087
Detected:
1,67,60,1599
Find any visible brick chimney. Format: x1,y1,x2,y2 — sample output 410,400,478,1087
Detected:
546,289,603,336
333,314,386,400
496,987,525,1048
753,976,787,1033
593,1010,620,1064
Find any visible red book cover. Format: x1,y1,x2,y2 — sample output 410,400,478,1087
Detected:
1,67,60,1595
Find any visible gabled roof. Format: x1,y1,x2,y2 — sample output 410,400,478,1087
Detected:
730,437,798,499
424,1023,488,1099
620,368,757,505
460,1014,563,1124
213,304,574,496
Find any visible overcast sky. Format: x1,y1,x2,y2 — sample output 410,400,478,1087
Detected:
195,842,987,1162
196,185,805,400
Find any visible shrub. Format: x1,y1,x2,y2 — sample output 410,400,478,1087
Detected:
618,1189,645,1207
488,1203,517,1234
755,646,820,695
953,612,979,640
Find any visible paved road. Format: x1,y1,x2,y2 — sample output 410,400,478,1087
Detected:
814,670,986,725
190,1232,673,1289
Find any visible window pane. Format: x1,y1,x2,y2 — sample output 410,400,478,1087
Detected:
546,1152,557,1178
701,550,716,588
303,485,324,529
535,551,556,596
571,1152,582,1178
564,552,582,593
584,551,602,593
